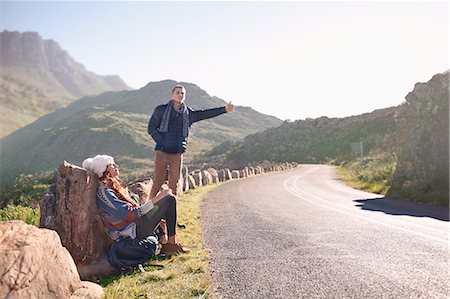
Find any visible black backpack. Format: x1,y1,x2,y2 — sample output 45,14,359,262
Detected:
108,236,158,271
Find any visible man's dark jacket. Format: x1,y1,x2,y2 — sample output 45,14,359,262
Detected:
148,103,227,154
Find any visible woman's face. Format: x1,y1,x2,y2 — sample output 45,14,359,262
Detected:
106,163,120,178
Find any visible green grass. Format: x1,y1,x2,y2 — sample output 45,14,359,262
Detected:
0,204,40,226
337,155,396,195
100,183,221,299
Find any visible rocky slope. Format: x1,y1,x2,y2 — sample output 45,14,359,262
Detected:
0,30,131,137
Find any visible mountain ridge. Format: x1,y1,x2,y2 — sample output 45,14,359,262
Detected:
0,79,282,190
0,30,131,137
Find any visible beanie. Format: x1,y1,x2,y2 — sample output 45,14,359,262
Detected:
82,155,115,177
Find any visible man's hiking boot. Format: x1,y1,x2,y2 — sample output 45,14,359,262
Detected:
161,243,190,256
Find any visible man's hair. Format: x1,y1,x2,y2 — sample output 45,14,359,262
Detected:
172,84,186,94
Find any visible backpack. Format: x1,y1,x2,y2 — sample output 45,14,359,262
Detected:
108,236,158,271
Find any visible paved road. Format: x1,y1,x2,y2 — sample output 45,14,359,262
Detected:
202,165,449,298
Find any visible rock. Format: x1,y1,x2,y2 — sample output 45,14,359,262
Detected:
181,166,189,193
70,282,104,299
176,176,184,196
256,166,264,175
201,170,213,185
231,170,240,179
39,161,117,279
244,167,250,177
207,168,219,183
0,221,103,299
129,179,153,202
239,169,247,178
187,174,196,189
391,72,449,204
192,170,202,187
224,169,232,181
218,169,225,182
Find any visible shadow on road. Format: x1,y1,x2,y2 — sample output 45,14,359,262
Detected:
354,197,449,221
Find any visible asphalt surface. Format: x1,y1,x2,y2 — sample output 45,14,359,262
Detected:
202,165,449,299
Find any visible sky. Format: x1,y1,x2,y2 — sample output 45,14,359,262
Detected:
1,1,448,121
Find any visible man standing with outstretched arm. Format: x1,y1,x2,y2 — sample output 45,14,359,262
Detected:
148,84,234,199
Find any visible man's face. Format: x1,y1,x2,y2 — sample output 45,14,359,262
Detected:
172,87,186,104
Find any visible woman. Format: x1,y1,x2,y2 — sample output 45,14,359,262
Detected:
82,154,189,256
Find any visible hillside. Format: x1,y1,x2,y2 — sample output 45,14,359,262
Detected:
390,72,449,203
0,79,282,191
0,30,131,137
195,71,449,204
195,107,397,169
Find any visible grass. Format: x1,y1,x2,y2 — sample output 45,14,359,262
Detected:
337,155,396,195
99,183,221,299
0,204,40,226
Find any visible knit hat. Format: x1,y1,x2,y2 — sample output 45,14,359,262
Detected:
82,155,115,177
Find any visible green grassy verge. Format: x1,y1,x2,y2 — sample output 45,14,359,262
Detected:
100,183,221,299
337,155,396,195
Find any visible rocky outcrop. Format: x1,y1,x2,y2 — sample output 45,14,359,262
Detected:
0,221,103,299
39,161,118,279
391,72,449,204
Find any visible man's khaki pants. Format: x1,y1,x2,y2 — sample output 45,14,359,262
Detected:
150,150,182,199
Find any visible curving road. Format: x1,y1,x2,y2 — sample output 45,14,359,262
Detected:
202,165,449,298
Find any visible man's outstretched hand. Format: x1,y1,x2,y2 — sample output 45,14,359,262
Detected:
225,101,234,113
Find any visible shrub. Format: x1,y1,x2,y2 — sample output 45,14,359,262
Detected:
0,205,40,226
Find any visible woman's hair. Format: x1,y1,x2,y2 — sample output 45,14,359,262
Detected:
100,170,139,208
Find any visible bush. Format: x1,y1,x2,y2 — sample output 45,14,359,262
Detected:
0,171,53,207
0,205,40,226
338,154,396,195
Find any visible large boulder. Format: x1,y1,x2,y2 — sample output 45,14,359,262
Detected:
39,161,118,279
231,170,240,179
0,221,103,299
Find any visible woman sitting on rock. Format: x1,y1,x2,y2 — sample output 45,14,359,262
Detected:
82,154,189,256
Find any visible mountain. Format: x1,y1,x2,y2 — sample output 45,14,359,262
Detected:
0,30,131,137
0,79,282,189
195,71,449,205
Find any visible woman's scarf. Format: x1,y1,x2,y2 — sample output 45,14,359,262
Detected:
159,100,190,137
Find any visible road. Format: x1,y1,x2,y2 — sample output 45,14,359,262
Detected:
202,165,449,298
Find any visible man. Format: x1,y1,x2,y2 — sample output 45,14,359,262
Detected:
148,84,234,199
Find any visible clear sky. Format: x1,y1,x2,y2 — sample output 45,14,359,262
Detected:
1,1,448,121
